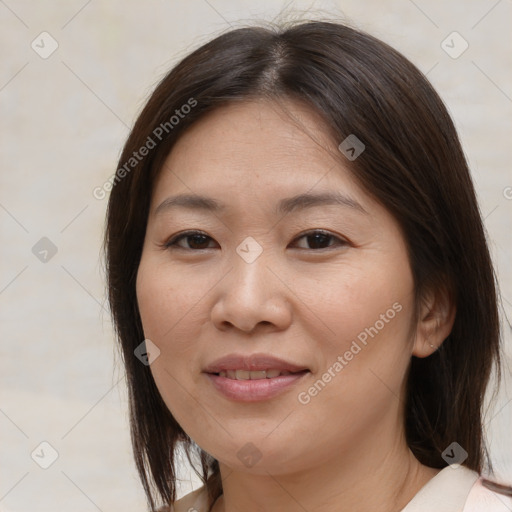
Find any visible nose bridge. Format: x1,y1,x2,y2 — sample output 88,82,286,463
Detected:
211,238,290,332
230,237,273,301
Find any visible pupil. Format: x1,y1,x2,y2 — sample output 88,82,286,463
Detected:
186,233,331,249
190,234,208,248
309,233,329,249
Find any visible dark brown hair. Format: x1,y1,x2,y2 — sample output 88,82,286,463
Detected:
103,19,505,511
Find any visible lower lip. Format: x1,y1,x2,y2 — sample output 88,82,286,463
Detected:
205,372,309,402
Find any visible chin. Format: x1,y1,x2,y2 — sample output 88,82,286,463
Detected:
200,436,315,476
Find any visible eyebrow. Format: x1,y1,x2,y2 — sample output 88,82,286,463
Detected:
154,191,368,217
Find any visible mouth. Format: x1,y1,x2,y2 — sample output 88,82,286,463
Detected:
203,353,309,374
213,369,308,379
203,353,310,402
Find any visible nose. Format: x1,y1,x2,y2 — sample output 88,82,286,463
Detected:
210,250,292,334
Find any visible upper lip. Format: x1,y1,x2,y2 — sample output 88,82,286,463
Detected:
203,353,309,373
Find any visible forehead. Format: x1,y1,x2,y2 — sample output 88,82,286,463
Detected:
150,99,369,214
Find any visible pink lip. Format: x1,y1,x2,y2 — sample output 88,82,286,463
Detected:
203,353,309,373
205,372,309,402
203,353,310,402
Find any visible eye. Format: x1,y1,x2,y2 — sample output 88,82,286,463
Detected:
163,230,217,250
291,230,348,250
162,229,348,251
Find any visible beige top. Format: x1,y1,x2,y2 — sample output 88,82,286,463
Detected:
162,465,512,512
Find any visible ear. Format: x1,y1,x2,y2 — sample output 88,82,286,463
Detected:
412,283,456,358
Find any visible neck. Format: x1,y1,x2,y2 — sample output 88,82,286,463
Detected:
211,429,439,512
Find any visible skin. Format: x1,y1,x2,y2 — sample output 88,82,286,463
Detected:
136,98,455,512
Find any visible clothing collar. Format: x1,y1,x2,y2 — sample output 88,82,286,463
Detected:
401,465,479,512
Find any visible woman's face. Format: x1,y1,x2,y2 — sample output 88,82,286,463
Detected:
136,99,419,474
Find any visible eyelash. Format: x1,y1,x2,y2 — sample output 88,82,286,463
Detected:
162,229,349,252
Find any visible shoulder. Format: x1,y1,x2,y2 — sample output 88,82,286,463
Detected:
156,485,209,512
463,477,512,511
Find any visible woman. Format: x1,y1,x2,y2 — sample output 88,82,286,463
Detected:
103,20,512,512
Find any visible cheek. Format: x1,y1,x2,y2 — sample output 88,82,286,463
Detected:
136,259,205,426
136,256,203,343
291,290,412,452
309,258,414,346
303,258,415,401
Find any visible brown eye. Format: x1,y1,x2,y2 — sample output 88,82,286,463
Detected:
165,231,216,250
292,230,347,250
163,229,348,252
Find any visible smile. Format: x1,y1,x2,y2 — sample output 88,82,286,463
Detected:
205,369,310,401
217,369,299,379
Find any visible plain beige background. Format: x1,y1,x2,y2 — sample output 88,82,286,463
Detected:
1,1,511,511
